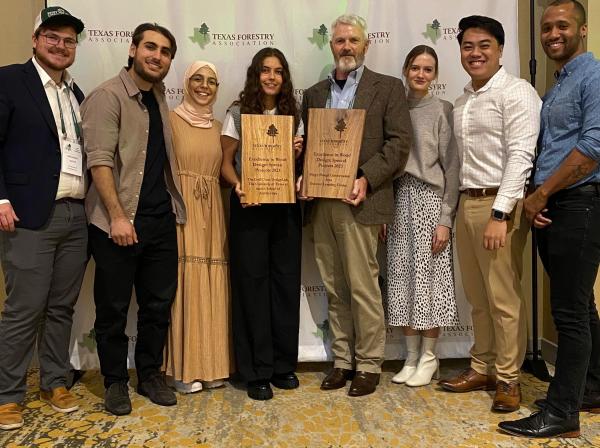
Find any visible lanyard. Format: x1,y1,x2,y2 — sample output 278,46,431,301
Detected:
55,84,82,141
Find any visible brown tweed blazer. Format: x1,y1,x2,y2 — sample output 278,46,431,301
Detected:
301,66,412,225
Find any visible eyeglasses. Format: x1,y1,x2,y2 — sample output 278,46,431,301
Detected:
39,33,78,49
189,75,218,87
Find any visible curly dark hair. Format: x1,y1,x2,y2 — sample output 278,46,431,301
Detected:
234,47,299,131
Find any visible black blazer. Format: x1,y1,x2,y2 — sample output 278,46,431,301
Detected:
0,59,85,230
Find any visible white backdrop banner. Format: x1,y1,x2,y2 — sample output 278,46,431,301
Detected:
49,0,520,369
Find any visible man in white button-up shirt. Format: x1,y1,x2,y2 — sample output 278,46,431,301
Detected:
438,15,541,413
0,7,86,430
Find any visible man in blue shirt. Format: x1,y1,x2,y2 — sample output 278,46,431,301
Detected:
499,0,600,439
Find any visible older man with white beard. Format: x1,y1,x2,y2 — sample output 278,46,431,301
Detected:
300,14,412,397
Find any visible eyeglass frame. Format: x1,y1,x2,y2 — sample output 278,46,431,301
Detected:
39,32,78,49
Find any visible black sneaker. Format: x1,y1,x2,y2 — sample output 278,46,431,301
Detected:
137,373,177,406
104,382,132,416
247,380,273,400
271,372,300,390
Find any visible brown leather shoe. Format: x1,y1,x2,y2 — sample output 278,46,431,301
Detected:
0,403,23,431
348,371,380,397
492,381,521,412
321,368,354,390
438,367,496,392
40,386,79,413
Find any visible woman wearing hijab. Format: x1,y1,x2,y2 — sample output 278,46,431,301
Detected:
164,61,230,394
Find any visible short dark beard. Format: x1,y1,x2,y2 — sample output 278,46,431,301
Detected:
132,58,166,85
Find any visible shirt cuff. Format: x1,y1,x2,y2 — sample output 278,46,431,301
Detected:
0,199,10,205
492,194,516,214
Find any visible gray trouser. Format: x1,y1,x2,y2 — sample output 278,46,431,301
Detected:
0,201,88,404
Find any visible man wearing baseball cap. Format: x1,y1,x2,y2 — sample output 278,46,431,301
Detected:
0,6,86,430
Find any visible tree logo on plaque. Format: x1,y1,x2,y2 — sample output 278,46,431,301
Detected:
267,124,279,142
334,118,347,138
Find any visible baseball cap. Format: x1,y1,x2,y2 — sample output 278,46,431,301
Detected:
33,6,84,34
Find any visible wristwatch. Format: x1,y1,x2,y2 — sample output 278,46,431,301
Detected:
491,209,510,221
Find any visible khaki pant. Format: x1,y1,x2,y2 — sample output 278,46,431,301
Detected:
313,200,385,373
455,194,528,383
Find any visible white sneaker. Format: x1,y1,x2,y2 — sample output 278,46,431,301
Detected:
173,380,203,394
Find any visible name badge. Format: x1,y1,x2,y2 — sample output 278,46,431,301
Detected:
60,137,83,177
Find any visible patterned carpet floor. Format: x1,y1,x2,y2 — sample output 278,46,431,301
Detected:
1,360,598,447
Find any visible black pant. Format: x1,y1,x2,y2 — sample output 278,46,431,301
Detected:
229,192,302,382
537,184,600,419
89,212,178,388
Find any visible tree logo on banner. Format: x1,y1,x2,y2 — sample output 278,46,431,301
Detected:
313,319,331,342
423,19,441,44
309,24,329,49
190,22,211,48
78,328,97,351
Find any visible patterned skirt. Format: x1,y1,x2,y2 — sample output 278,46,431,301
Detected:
386,174,459,330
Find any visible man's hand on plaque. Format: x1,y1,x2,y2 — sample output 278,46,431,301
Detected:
343,176,368,206
235,182,260,208
293,136,303,159
296,175,314,201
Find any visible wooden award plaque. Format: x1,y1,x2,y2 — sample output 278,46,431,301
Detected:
241,114,295,204
301,108,365,199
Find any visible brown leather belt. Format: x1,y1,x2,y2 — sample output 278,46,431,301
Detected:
463,188,499,198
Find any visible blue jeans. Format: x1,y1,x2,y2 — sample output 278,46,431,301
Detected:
537,184,600,419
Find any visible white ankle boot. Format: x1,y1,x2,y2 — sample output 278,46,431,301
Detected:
406,336,439,387
392,335,421,384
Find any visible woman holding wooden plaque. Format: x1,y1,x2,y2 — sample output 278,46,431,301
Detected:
163,61,231,394
220,48,303,401
386,46,460,387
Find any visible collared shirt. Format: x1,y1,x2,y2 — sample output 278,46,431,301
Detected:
453,67,541,213
33,56,86,200
81,68,186,233
327,64,365,109
535,52,600,187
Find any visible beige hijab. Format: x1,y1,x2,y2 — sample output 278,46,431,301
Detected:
174,60,219,128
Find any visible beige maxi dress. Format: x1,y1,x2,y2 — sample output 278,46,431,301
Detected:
164,112,230,383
